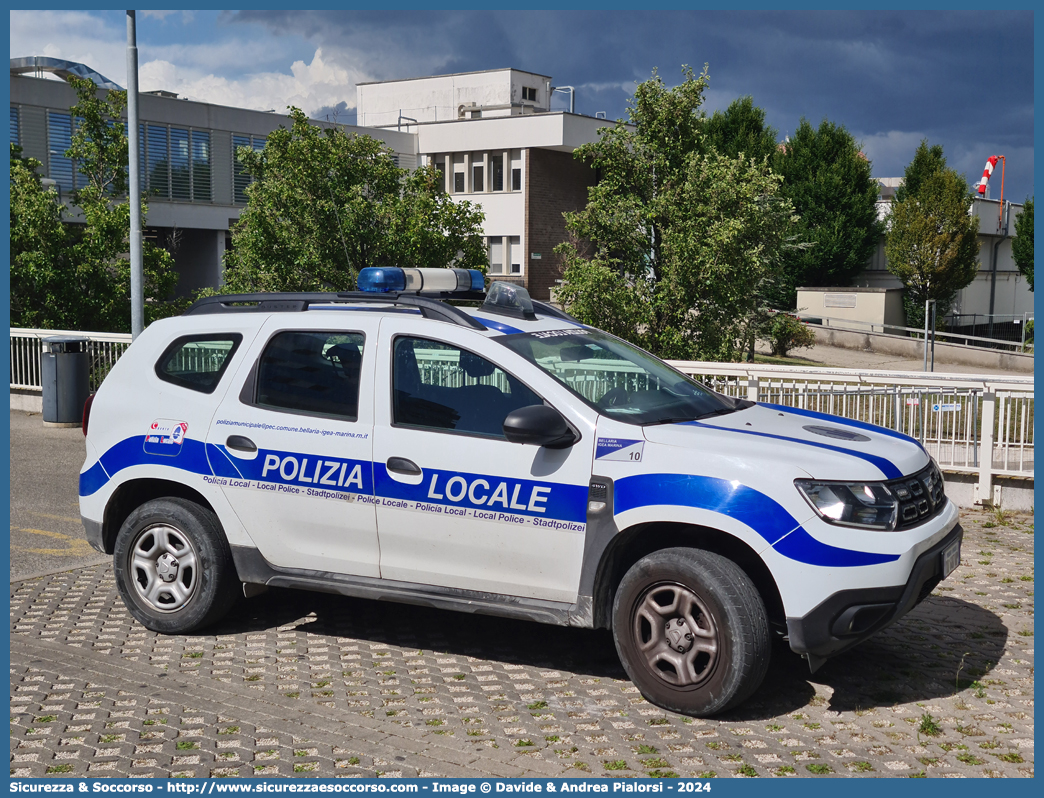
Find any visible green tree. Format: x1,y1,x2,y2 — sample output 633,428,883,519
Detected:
885,165,980,327
10,145,72,328
703,95,778,163
770,118,883,308
10,77,179,332
555,66,796,361
221,109,486,293
1012,197,1033,291
893,140,946,203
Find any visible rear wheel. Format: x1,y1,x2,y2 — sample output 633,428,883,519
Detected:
612,547,770,716
113,498,239,634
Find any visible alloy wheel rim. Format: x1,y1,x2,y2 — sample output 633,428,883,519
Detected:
129,524,199,612
633,581,719,687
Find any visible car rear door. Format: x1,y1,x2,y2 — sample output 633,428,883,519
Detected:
205,312,380,577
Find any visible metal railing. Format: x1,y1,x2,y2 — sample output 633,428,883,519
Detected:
9,329,1032,504
797,313,1034,353
668,361,1033,505
10,328,132,392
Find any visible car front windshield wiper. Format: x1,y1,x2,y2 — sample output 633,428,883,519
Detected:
642,406,737,426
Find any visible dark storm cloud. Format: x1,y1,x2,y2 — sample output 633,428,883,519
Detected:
227,9,1034,200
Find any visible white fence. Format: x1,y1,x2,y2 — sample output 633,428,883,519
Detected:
9,328,1032,503
668,361,1033,505
11,328,132,393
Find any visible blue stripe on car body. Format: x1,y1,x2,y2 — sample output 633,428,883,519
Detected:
760,402,926,453
680,420,903,480
614,473,899,568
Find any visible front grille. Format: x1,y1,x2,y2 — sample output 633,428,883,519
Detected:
888,461,946,530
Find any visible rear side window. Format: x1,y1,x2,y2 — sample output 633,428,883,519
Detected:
155,334,242,394
255,331,365,420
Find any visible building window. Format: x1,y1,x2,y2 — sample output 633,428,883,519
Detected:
489,238,503,275
47,111,79,198
454,172,465,194
146,124,170,199
472,164,483,193
170,127,190,201
10,106,19,146
491,154,504,192
233,134,266,204
522,87,537,102
191,131,211,202
434,160,445,190
508,236,521,275
512,167,521,192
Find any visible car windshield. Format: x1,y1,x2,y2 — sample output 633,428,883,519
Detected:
498,328,741,425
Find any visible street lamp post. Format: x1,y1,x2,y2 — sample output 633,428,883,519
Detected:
127,10,143,338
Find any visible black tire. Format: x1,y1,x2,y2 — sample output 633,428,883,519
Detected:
113,497,240,634
612,547,770,717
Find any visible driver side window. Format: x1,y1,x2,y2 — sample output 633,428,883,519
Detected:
393,337,542,437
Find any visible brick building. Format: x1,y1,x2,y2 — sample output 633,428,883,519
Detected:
357,69,614,300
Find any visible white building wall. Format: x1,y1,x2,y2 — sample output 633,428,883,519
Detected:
357,69,552,128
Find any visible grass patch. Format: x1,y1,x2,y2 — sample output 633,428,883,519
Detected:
647,770,680,778
514,738,535,747
956,753,984,765
641,758,670,768
737,764,758,777
806,764,832,775
635,744,658,755
996,752,1023,763
648,717,669,726
918,713,942,737
175,741,198,750
45,764,74,774
425,719,444,727
527,700,548,710
545,735,560,743
453,674,466,681
851,762,873,772
773,766,795,776
33,716,56,724
183,651,204,658
218,726,239,735
603,760,628,770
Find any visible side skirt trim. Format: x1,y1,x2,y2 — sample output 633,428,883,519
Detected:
230,545,593,628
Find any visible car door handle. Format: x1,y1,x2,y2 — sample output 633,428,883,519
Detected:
226,435,257,453
387,457,422,476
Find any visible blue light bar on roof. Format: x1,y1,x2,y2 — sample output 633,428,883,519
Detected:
357,268,407,293
357,267,485,294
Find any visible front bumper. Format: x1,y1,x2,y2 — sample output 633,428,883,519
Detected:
786,523,963,670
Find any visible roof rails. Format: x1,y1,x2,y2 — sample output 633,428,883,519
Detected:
184,291,582,330
184,292,488,331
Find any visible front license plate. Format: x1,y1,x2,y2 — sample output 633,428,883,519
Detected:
942,539,961,577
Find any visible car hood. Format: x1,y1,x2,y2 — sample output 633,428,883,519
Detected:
642,402,929,482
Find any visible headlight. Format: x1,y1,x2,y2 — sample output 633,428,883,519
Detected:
795,479,898,530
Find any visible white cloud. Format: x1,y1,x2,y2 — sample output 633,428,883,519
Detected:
11,10,127,85
141,48,369,115
140,11,177,22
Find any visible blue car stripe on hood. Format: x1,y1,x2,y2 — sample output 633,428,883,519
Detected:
760,402,926,452
614,473,899,568
681,420,903,480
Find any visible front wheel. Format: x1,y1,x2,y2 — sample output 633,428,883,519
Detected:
113,498,239,634
612,548,770,716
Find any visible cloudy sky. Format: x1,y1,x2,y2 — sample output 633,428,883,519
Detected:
10,9,1035,202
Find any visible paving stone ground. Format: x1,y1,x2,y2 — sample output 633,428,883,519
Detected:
10,509,1033,779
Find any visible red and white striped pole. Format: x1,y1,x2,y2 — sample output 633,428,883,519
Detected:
976,155,1006,229
977,156,999,196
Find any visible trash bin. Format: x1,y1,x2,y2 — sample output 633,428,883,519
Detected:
41,336,91,426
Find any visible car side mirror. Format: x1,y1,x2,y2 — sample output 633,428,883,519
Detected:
503,405,577,449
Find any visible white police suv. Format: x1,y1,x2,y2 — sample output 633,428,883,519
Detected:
80,268,962,716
